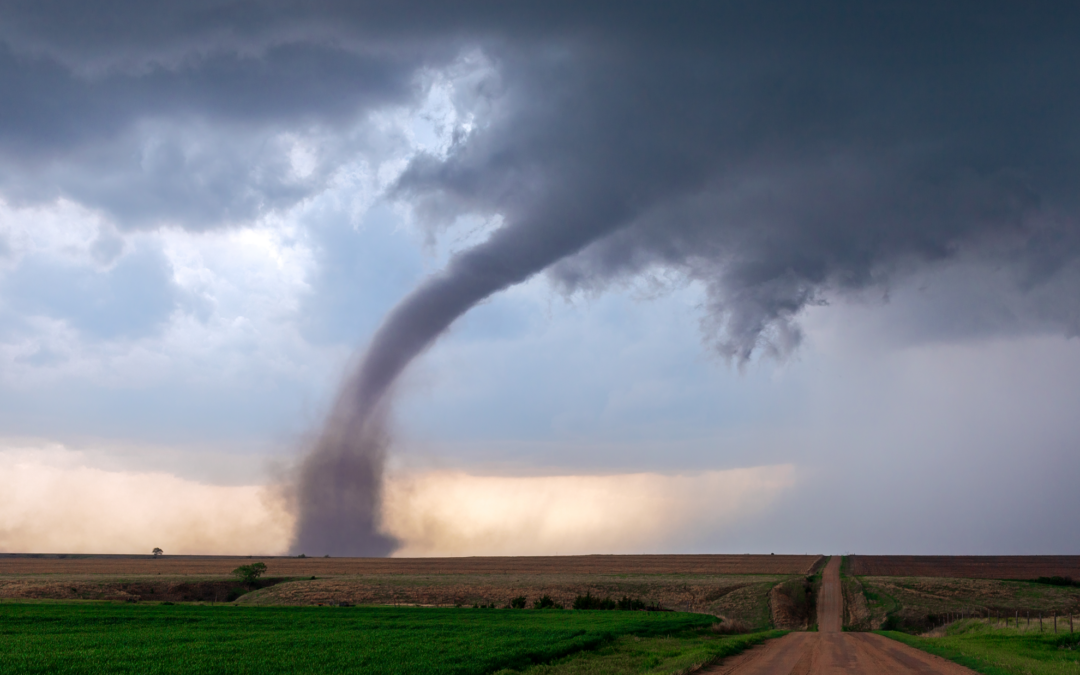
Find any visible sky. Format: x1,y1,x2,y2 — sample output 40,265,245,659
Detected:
1,1,1079,556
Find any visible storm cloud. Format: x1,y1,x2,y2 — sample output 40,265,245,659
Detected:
3,1,1080,553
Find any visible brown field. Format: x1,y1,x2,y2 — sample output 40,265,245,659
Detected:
0,553,823,627
847,555,1080,579
0,572,790,627
239,573,789,625
0,553,823,576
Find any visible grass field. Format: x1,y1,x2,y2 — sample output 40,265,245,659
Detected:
0,602,773,675
881,620,1080,675
853,577,1080,632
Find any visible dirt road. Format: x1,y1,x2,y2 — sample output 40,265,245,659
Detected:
703,556,977,674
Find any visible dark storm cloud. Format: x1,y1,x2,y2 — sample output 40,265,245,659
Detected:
5,1,1080,553
0,6,441,228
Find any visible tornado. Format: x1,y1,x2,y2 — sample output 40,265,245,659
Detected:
290,199,634,556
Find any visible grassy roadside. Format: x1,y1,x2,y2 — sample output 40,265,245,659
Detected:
506,630,786,675
879,621,1080,675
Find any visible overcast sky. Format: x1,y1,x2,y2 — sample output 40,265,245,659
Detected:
1,1,1079,556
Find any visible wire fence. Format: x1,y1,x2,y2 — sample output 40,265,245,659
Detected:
928,609,1077,635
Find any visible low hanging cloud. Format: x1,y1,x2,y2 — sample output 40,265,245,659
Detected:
382,466,796,557
0,452,293,555
0,446,793,556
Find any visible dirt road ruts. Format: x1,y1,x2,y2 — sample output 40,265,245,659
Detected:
703,556,978,674
817,556,843,633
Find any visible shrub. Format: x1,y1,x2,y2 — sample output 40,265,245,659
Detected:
509,596,527,609
712,619,752,634
533,595,562,610
1035,576,1078,587
572,592,617,610
616,596,646,611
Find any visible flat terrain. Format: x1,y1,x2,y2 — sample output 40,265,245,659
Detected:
703,557,980,674
847,556,1080,579
0,553,822,576
0,603,730,675
0,553,823,626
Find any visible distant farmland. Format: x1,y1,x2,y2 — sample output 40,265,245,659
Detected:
0,553,824,628
847,556,1080,579
0,553,823,577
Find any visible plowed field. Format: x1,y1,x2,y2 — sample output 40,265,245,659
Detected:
0,553,823,576
847,556,1080,579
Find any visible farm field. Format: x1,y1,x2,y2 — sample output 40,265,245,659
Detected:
881,621,1080,675
0,602,774,675
0,571,793,629
847,556,1080,580
845,575,1080,633
0,553,822,576
0,554,825,629
840,555,1080,634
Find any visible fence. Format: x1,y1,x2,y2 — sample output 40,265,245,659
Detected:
931,609,1076,634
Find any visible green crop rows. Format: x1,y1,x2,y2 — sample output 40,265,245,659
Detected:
0,603,722,674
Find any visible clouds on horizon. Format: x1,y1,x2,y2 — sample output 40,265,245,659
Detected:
0,443,795,556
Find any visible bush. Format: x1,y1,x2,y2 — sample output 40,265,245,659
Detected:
616,596,646,611
572,592,616,611
533,595,563,610
509,596,527,609
712,619,752,635
1035,576,1078,587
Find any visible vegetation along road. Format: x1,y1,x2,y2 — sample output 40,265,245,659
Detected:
704,557,979,674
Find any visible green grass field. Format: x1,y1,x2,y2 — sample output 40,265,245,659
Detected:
0,602,770,674
881,620,1080,675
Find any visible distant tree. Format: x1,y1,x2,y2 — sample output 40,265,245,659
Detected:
152,548,163,557
232,562,267,585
